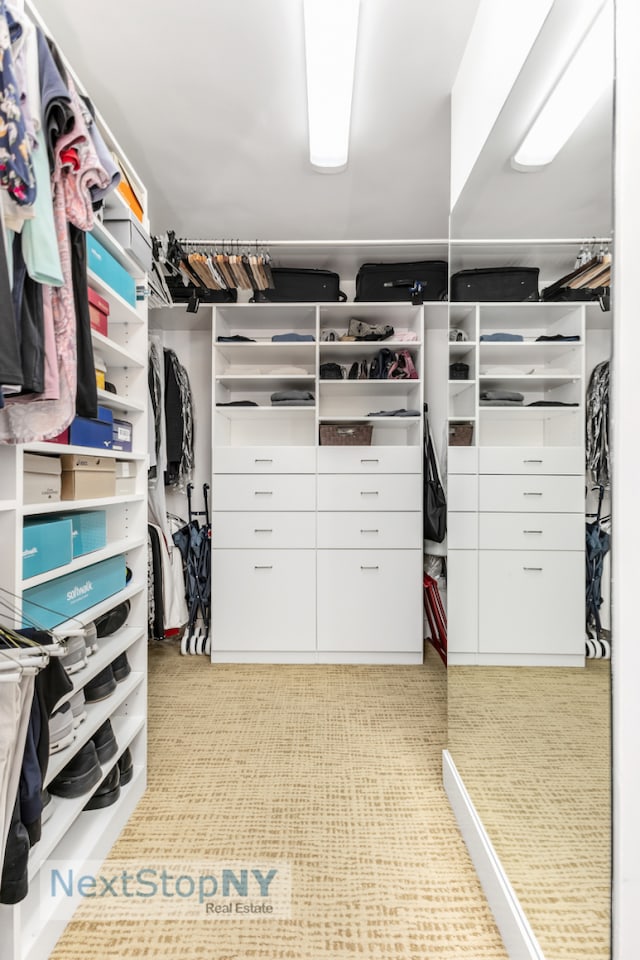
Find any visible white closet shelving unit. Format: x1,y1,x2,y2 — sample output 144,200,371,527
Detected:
0,5,150,958
446,240,610,666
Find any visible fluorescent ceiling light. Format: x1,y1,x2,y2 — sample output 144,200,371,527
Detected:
303,0,360,173
512,1,614,171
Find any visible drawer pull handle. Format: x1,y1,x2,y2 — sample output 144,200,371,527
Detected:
254,458,273,464
360,529,379,534
523,566,543,572
523,492,543,496
523,459,543,464
254,491,273,496
360,491,379,496
360,458,380,464
360,565,380,571
254,529,273,534
254,565,273,570
523,530,543,534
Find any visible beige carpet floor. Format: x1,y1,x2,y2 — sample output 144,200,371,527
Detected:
448,661,611,960
51,644,507,960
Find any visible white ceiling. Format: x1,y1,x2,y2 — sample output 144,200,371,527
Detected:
36,0,481,241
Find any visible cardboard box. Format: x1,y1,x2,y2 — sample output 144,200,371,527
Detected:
22,554,127,629
69,405,114,450
115,460,136,496
22,517,73,579
88,287,109,336
59,510,107,558
86,232,136,306
104,211,152,273
112,417,133,452
23,453,62,504
61,454,116,500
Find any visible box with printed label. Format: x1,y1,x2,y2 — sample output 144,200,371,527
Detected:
68,405,114,450
115,460,136,496
58,511,107,558
88,287,109,336
111,418,133,452
22,554,127,629
61,454,116,500
22,518,73,579
23,454,62,504
86,232,136,307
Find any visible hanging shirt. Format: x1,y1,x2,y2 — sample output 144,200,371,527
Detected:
0,1,36,216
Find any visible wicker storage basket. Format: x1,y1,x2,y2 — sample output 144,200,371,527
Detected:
448,421,474,446
319,422,373,446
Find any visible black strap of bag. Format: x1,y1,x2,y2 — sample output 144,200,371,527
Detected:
423,405,447,543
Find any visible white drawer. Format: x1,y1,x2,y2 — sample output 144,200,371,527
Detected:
318,446,421,474
448,446,478,474
212,550,315,652
479,446,583,476
479,474,583,513
479,512,584,551
317,550,423,653
214,446,316,474
318,474,422,512
447,512,478,549
214,474,316,511
213,512,315,548
447,550,478,654
318,512,421,549
478,550,584,656
447,474,478,511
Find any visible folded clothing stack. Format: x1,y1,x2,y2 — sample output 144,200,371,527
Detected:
270,390,315,407
480,389,524,406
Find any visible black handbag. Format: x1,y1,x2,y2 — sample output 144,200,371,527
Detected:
450,267,539,302
251,267,347,303
423,406,446,543
355,260,448,302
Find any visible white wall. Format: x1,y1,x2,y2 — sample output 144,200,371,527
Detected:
612,0,640,954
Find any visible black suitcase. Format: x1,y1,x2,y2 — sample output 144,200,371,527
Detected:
450,267,539,302
355,260,448,302
251,267,347,303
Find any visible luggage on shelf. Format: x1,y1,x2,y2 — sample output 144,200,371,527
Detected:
354,260,448,302
251,267,347,303
450,266,539,302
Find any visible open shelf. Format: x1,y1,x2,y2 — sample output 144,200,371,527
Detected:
90,220,143,280
87,270,142,326
215,405,315,419
22,537,146,589
319,415,420,423
216,375,316,390
54,627,145,711
319,379,421,397
0,500,17,512
22,495,144,517
96,388,145,415
91,330,145,369
49,582,146,634
23,442,145,461
479,374,580,390
319,340,422,355
215,342,317,365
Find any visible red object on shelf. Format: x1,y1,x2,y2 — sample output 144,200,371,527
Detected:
423,573,447,666
49,428,70,445
88,286,110,336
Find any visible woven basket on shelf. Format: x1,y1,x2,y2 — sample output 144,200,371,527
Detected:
448,421,474,446
319,423,373,446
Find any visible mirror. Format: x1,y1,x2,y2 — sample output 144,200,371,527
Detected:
446,3,614,957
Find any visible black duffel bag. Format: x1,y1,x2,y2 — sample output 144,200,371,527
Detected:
451,267,539,302
355,260,448,302
251,267,347,303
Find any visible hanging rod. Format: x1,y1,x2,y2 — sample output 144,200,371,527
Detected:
177,238,450,248
449,237,613,245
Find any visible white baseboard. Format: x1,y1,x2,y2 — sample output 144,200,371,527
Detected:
442,749,546,960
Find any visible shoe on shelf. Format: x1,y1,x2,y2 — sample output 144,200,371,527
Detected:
49,741,102,799
60,635,88,676
84,622,99,657
118,747,133,786
84,764,121,811
91,719,118,764
49,702,75,754
84,665,117,703
69,689,87,728
94,599,131,639
41,788,54,826
112,651,131,683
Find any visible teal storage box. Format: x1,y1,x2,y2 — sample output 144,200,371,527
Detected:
22,554,127,629
60,511,107,558
22,518,73,580
87,232,136,307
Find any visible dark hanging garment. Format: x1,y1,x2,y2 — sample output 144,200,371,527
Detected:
69,223,98,418
10,233,44,395
37,27,74,173
0,235,23,394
